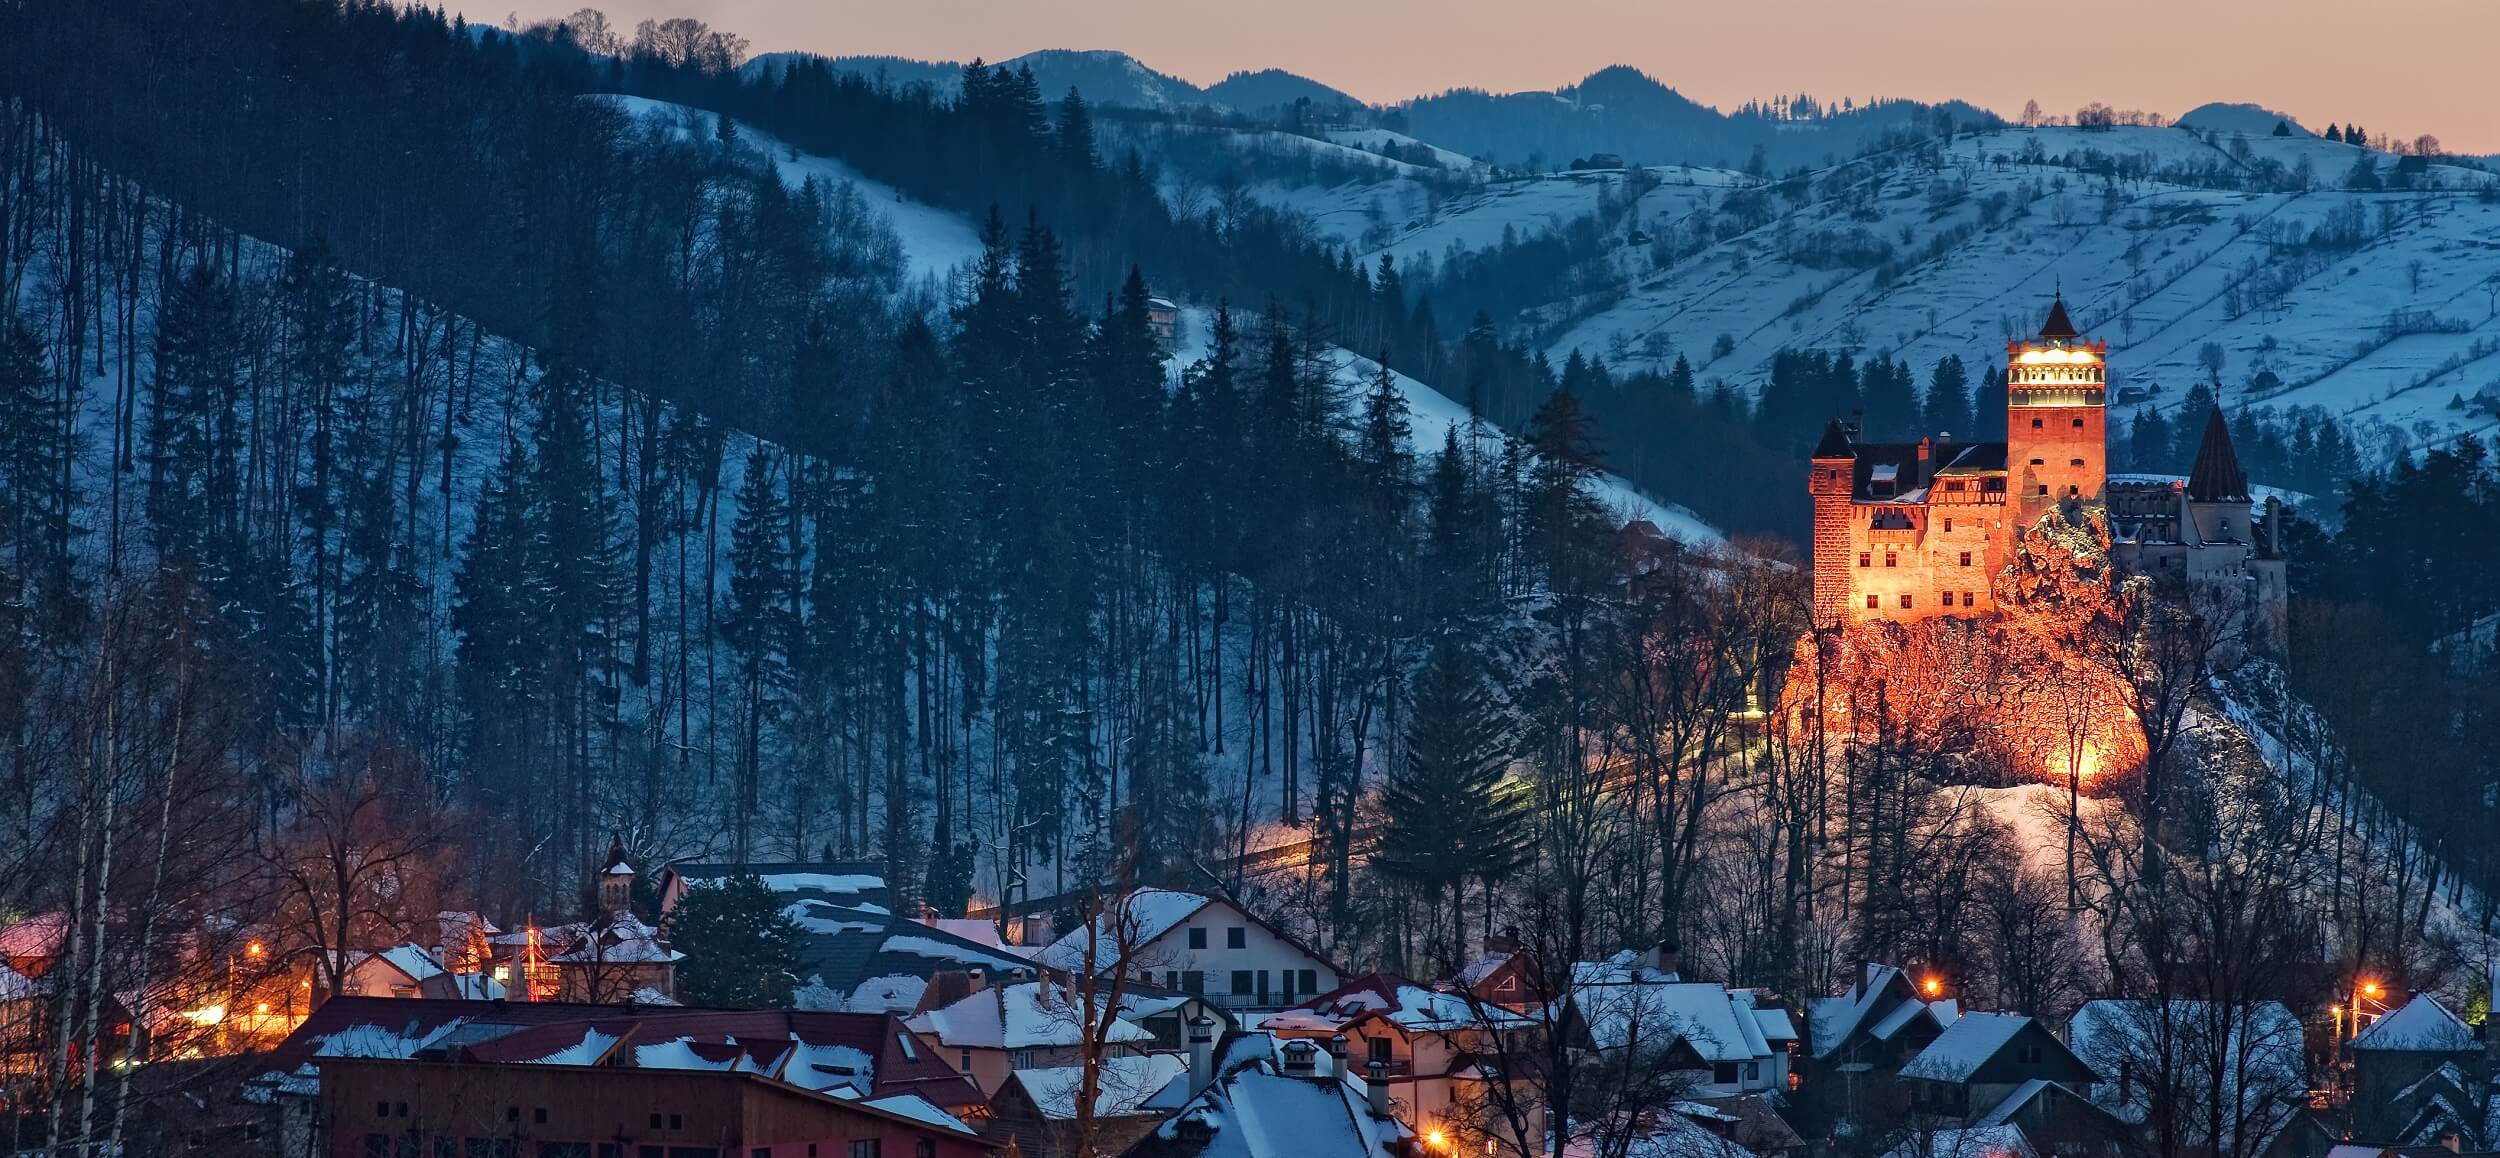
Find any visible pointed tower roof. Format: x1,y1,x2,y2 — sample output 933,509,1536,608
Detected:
2186,407,2249,502
1812,418,1856,459
602,832,635,877
2037,294,2079,342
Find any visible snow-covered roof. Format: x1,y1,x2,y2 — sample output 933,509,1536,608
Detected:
1036,888,1217,973
1265,975,1531,1036
1614,1110,1758,1158
1139,1032,1411,1158
905,980,1156,1050
1898,1012,2030,1083
347,943,447,984
1807,963,1918,1058
1011,1052,1191,1120
861,1092,978,1136
1577,977,1775,1063
1749,1007,1798,1043
2351,994,2478,1053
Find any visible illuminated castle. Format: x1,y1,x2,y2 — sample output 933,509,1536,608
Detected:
1809,295,2286,643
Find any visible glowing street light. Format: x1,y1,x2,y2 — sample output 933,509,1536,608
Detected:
1921,976,1944,998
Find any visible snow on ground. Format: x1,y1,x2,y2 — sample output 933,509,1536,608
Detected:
1160,307,1723,547
1325,127,1486,174
1961,782,2123,885
598,94,982,287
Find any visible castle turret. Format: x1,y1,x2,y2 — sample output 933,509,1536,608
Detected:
1809,418,1858,625
2004,293,2108,533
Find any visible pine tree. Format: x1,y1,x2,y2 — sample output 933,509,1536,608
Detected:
1373,630,1526,969
1923,355,1973,440
665,876,810,1007
723,443,796,861
0,313,72,615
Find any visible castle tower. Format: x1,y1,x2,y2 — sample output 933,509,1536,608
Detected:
2004,294,2108,532
1808,418,1858,626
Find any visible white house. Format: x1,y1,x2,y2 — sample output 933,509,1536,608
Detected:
1570,952,1797,1098
1033,888,1343,1011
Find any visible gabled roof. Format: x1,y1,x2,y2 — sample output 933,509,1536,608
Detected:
1126,1033,1410,1158
1899,1011,2033,1083
905,980,1156,1050
1813,419,1856,459
785,901,1038,1013
1264,974,1531,1035
2038,295,2078,342
661,862,892,912
1574,974,1775,1063
253,997,985,1110
347,943,448,984
1005,1052,1190,1121
1037,889,1341,982
2186,407,2250,502
2352,993,2478,1053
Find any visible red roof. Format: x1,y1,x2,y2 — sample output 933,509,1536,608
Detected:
259,997,986,1110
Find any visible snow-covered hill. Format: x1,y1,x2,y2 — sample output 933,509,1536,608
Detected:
599,95,983,288
1235,121,2500,468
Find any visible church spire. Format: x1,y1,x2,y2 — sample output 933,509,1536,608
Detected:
2186,406,2250,502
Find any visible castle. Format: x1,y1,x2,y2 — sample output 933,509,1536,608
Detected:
1808,296,2288,645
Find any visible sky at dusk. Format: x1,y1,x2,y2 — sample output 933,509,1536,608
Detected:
475,0,2499,152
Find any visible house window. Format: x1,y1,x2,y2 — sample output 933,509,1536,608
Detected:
1884,552,1897,567
1188,927,1207,950
2017,1043,2043,1064
960,1050,973,1073
534,1108,547,1124
1744,1062,1761,1081
1227,927,1247,949
1712,1063,1739,1085
916,1142,936,1158
377,1103,391,1120
649,1116,663,1130
668,1116,683,1131
1013,1049,1038,1068
851,1142,881,1158
1369,1037,1393,1063
1299,969,1317,994
1495,977,1517,993
754,1149,773,1158
367,1136,390,1158
1183,970,1205,993
1866,595,1879,610
1899,594,1913,609
1232,970,1255,994
1858,552,1870,568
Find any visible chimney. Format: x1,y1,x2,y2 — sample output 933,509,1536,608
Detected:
1282,1038,1319,1080
1367,1060,1392,1119
1327,1033,1349,1064
1644,939,1681,980
1187,1016,1218,1095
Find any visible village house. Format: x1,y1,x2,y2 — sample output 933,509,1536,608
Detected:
1449,930,1546,1010
1570,946,1798,1098
316,1054,991,1158
1121,1032,1413,1158
987,1052,1192,1158
252,997,989,1158
905,977,1162,1095
1035,888,1344,1011
1894,1012,2104,1135
2065,998,2310,1158
1264,973,1537,1135
2347,993,2493,1147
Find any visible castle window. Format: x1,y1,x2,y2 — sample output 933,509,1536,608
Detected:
2038,485,2050,495
1959,551,1972,566
2073,418,2085,429
1884,552,1897,568
2030,458,2044,466
1945,480,1965,492
1866,595,1880,610
1899,594,1914,609
1859,552,1870,568
2031,418,2044,430
1939,590,1952,605
1943,518,1953,532
1961,592,1975,607
2070,458,2085,467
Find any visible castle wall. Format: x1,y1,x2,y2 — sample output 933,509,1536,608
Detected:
2008,403,2107,531
1823,488,2008,625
